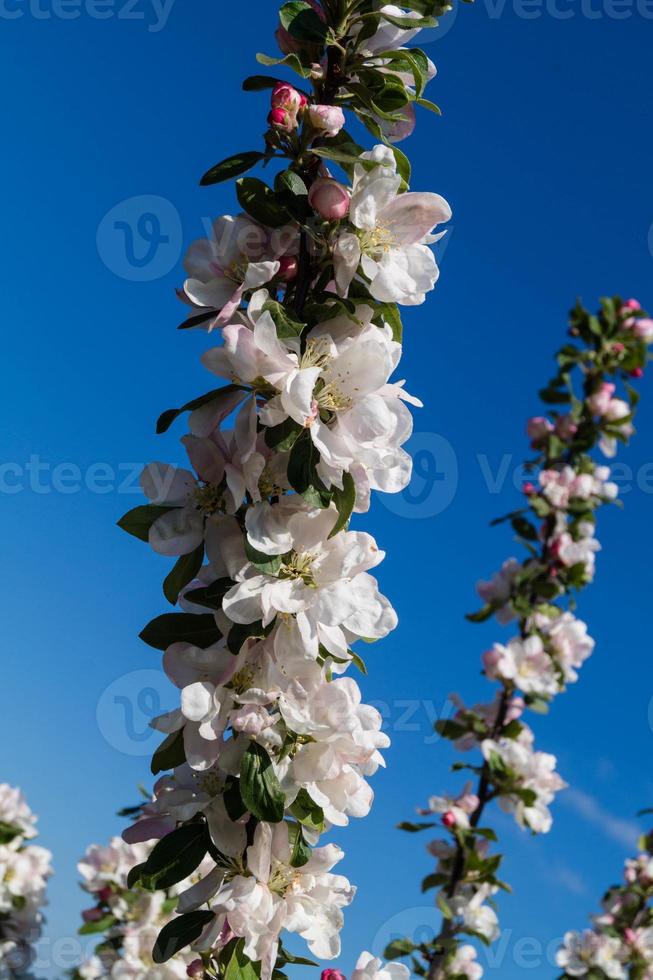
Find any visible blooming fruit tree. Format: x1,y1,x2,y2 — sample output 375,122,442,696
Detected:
382,298,653,980
0,783,53,978
117,1,458,978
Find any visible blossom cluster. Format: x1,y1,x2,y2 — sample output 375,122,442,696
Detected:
74,833,215,980
385,297,653,980
0,783,52,978
117,2,452,978
557,820,653,979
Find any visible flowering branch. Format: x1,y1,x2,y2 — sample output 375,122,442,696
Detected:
557,812,653,979
385,297,653,980
116,2,461,979
0,783,53,979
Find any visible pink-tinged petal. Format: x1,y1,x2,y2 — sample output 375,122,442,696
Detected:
184,277,233,311
211,284,245,330
188,388,249,438
149,507,205,557
380,192,452,244
141,463,195,505
176,866,226,913
150,707,184,734
181,435,226,485
381,103,416,144
122,817,175,845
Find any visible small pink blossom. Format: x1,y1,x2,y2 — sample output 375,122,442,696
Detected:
527,416,553,441
309,177,351,220
587,382,616,416
308,104,345,138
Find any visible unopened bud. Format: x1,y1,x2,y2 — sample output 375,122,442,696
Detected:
187,960,205,979
308,177,351,220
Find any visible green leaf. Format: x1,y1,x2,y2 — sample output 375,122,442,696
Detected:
117,504,176,543
276,944,319,968
140,613,221,650
288,430,325,501
383,939,416,961
375,302,403,342
279,1,328,43
264,417,303,451
416,97,442,115
243,75,283,91
157,385,246,434
152,911,215,964
465,603,497,623
227,620,269,655
163,543,205,606
349,650,368,675
133,823,209,891
237,177,290,229
0,822,22,845
223,776,248,822
262,300,307,339
290,789,325,833
310,143,368,167
256,52,312,79
380,10,437,27
288,822,312,868
200,152,266,187
79,914,117,936
274,170,309,222
245,538,283,576
224,939,261,980
184,577,233,612
240,743,285,823
421,872,441,892
396,821,437,833
151,729,186,775
329,472,356,537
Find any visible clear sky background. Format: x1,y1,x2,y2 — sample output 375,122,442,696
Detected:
1,1,653,977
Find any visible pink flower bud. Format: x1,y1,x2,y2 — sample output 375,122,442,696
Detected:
556,415,578,440
187,960,205,979
523,482,536,496
82,907,104,923
630,367,644,379
505,696,525,723
441,811,457,829
632,317,653,341
268,107,296,133
624,928,637,946
308,177,351,220
321,971,346,980
527,416,553,442
271,82,304,113
308,104,345,138
97,887,113,904
622,299,641,311
613,342,625,353
278,256,299,281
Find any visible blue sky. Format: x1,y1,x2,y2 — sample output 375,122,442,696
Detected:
1,2,653,977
